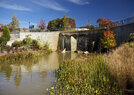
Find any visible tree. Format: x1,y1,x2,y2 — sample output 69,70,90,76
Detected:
100,27,116,51
97,18,117,28
38,18,46,31
0,26,10,50
68,19,76,28
9,14,20,31
86,24,95,30
0,24,4,32
2,26,10,41
62,15,68,30
47,15,76,31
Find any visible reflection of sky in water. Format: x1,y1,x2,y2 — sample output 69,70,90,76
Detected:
0,52,78,95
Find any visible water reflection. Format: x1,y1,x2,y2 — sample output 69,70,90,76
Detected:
0,52,78,95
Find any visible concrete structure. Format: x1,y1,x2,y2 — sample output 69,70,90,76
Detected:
60,30,103,51
112,23,134,46
7,32,60,51
7,23,134,52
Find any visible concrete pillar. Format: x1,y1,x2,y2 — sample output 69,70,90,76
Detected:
71,36,77,51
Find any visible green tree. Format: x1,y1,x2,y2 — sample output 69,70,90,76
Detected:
9,14,20,31
0,26,10,51
2,26,10,41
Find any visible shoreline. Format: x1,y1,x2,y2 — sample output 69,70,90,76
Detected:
0,49,52,63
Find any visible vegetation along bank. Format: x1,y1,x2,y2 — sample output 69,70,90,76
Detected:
46,41,134,95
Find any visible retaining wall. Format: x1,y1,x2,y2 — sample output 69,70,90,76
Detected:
7,32,60,51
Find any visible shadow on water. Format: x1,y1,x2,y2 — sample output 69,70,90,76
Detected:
0,52,78,95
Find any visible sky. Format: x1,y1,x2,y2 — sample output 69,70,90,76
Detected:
0,0,134,28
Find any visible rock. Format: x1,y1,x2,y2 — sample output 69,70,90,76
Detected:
62,48,66,53
77,50,83,53
83,51,89,54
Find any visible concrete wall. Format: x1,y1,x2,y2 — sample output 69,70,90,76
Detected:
7,32,60,51
60,31,103,52
112,23,134,46
7,23,134,52
71,36,77,51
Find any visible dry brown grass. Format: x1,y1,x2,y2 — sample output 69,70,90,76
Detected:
107,42,134,90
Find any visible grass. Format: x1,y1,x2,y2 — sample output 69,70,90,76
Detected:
107,41,134,93
46,42,134,95
0,49,52,63
47,54,123,95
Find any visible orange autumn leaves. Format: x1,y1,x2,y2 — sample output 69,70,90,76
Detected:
97,18,117,50
101,27,116,50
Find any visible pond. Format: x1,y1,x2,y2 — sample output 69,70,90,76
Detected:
0,52,78,95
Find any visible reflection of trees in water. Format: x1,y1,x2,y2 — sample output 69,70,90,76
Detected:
0,64,12,82
0,52,78,88
0,65,1,72
23,57,43,72
57,52,77,65
0,57,41,83
14,67,22,88
40,71,47,81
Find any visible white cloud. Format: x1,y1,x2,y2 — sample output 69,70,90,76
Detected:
0,2,32,11
31,0,69,12
69,0,89,5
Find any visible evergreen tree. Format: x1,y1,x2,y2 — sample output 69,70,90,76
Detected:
2,26,10,41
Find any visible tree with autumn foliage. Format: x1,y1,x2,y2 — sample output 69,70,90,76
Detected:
38,18,46,31
97,18,117,28
47,15,76,31
100,27,116,51
0,24,4,32
8,14,20,32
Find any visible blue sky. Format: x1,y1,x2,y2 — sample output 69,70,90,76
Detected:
0,0,134,28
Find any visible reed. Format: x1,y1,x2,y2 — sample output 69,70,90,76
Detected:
107,41,134,92
0,49,52,63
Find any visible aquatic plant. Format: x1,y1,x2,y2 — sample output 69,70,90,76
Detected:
47,54,123,95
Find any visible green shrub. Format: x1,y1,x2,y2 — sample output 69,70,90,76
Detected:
32,39,42,49
2,26,10,41
43,41,49,50
0,37,7,50
12,40,23,47
129,33,134,42
23,35,32,46
4,45,10,49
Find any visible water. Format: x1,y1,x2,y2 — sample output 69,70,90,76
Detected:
0,52,78,95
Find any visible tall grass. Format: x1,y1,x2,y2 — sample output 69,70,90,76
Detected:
0,49,51,63
47,54,122,95
107,42,134,92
